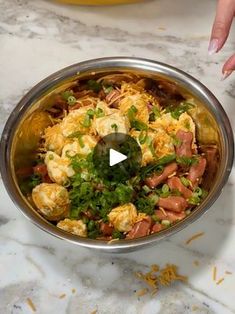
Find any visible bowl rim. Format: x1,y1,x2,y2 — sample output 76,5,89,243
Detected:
0,56,234,252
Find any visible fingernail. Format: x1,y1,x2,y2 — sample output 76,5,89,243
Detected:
208,38,219,55
221,70,233,81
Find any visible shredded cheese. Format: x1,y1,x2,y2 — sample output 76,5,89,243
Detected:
59,293,66,299
216,278,225,285
135,288,149,297
135,263,187,295
213,266,217,281
26,298,36,312
159,207,167,216
185,232,205,245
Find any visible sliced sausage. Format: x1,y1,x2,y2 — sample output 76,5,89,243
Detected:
145,162,178,189
151,223,163,233
155,209,186,222
100,222,114,236
126,216,152,239
167,176,192,199
33,164,52,183
175,130,193,157
187,157,207,188
158,196,188,212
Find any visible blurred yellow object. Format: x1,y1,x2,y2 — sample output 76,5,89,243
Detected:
55,0,142,5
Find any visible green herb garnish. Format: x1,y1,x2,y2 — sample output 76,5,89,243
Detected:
87,80,102,93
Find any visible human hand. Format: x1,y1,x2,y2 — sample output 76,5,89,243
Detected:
209,0,235,79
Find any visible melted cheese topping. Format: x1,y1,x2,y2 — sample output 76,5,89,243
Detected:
44,124,68,155
45,151,75,185
119,93,150,124
108,203,137,232
57,218,87,237
61,135,97,157
60,105,94,137
94,111,130,137
32,183,70,219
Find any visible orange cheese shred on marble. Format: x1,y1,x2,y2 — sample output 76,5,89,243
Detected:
185,232,205,245
135,263,187,296
26,298,36,312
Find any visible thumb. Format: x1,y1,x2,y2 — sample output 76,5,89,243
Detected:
209,0,235,55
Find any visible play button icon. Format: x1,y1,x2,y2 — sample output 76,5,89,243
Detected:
93,133,142,182
109,149,127,166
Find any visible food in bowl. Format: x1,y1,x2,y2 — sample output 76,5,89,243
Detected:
16,72,218,241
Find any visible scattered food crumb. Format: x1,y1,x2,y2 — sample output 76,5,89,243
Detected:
225,271,232,275
135,288,149,297
216,277,224,285
26,298,36,312
72,288,76,294
158,27,166,31
135,264,187,295
213,266,217,281
90,309,97,314
193,260,200,267
192,305,199,311
185,232,205,245
59,293,66,299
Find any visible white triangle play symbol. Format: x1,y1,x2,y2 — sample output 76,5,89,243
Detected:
109,148,127,166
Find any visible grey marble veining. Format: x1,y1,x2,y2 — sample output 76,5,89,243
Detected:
0,0,235,313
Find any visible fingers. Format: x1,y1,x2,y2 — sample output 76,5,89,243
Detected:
222,54,235,79
209,0,235,54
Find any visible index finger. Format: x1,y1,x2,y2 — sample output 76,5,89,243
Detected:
209,0,235,54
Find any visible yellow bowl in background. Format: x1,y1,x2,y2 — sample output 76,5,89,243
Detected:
54,0,143,5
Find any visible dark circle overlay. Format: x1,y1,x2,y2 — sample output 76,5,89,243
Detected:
93,133,142,183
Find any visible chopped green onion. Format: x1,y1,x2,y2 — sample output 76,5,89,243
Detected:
139,131,148,144
87,80,102,92
128,105,138,121
152,106,161,118
188,194,201,205
143,185,151,193
166,101,195,120
95,108,105,118
61,90,73,101
152,214,160,222
148,194,159,205
176,156,198,167
67,96,77,106
161,220,171,226
82,115,91,128
131,120,148,131
49,154,54,160
194,187,202,196
67,131,83,138
103,86,113,94
87,220,96,231
162,184,169,194
180,177,191,187
111,123,118,132
87,109,95,117
78,135,85,148
112,230,124,239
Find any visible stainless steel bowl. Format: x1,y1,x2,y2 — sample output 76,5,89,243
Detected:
1,57,234,252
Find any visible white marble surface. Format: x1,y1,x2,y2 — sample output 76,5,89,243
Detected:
0,0,235,313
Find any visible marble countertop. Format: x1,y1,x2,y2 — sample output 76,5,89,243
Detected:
0,0,235,313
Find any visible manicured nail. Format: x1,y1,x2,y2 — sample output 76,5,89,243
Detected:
221,70,233,81
208,38,219,55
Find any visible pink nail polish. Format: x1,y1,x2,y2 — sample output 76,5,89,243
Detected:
208,38,219,55
221,70,233,81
